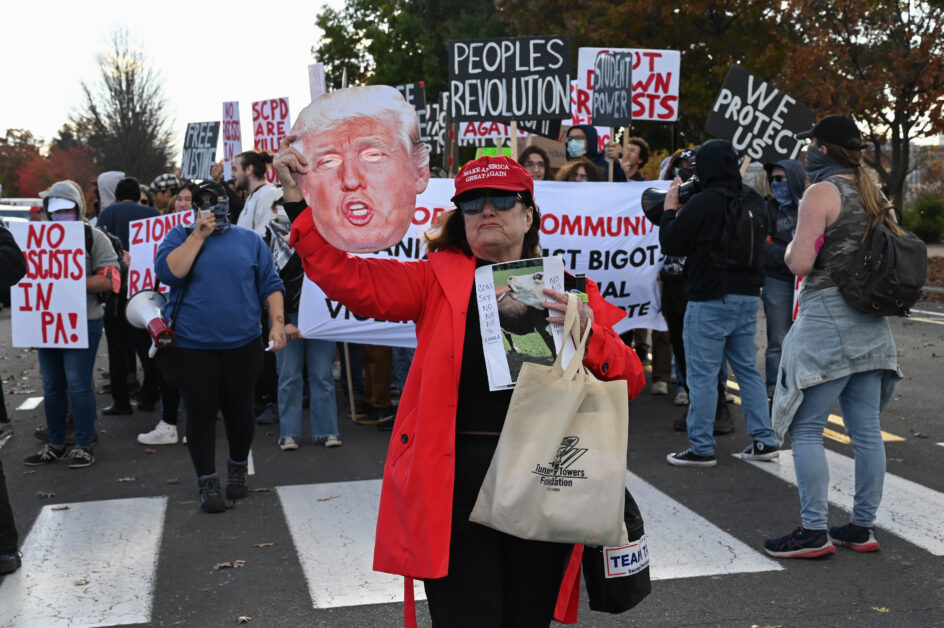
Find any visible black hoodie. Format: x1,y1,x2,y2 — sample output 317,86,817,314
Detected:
658,139,766,301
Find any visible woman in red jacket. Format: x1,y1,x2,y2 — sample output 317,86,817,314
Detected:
277,144,644,626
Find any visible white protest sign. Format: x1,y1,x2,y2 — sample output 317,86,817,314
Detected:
251,97,290,183
126,213,196,297
308,63,327,101
222,101,242,181
576,48,680,123
9,222,88,348
298,178,668,347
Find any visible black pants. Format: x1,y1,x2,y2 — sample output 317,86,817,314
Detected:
423,436,571,628
156,338,263,477
0,378,7,422
128,328,161,406
0,457,17,554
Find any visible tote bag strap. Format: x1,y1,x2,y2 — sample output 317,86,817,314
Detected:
552,293,594,381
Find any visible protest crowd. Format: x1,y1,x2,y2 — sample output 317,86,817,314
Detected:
0,37,921,627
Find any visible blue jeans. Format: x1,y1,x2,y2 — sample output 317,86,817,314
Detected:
789,371,885,529
762,276,795,398
682,296,775,456
276,313,338,439
37,318,104,448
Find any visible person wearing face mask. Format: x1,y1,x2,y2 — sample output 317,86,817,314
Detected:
23,181,120,469
154,181,285,513
565,125,627,182
761,160,806,400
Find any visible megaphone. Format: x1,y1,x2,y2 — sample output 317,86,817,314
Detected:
640,176,701,225
125,290,175,357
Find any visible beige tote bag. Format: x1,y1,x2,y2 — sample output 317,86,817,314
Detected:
470,294,629,546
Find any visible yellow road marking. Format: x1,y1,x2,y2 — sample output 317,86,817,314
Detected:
908,317,944,327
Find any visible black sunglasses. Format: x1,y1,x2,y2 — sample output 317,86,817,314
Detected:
455,190,522,215
771,174,787,183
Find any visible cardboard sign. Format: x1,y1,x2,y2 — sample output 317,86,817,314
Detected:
448,36,571,122
704,65,814,163
126,213,195,297
395,82,428,141
576,48,680,123
222,102,242,181
309,63,327,101
425,92,448,159
252,97,290,183
503,119,563,140
181,122,221,180
9,222,88,348
592,51,633,127
297,178,668,346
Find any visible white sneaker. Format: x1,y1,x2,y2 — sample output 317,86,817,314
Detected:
325,435,342,448
673,390,689,406
137,421,178,445
279,436,299,451
651,381,668,395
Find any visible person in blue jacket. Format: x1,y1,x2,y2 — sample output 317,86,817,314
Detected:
154,181,285,513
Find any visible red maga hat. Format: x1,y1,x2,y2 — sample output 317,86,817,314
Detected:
451,155,534,203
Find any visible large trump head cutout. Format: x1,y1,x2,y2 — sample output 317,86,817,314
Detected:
290,85,430,253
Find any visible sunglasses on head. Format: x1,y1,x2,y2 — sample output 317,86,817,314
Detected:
455,190,522,214
771,174,787,183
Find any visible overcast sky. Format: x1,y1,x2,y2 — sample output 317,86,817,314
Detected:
2,0,343,158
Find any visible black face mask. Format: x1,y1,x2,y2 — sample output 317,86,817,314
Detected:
676,167,695,182
805,145,856,183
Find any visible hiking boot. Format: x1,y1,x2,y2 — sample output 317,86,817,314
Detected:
764,527,836,558
828,523,880,552
0,550,22,575
24,443,67,466
65,447,95,469
666,448,717,467
324,435,343,448
738,441,779,461
255,402,279,425
279,436,299,451
198,476,226,514
137,421,178,445
226,460,249,500
651,381,668,395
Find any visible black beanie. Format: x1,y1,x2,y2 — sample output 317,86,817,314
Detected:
115,177,142,202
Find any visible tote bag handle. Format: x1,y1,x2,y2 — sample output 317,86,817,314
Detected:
551,293,593,382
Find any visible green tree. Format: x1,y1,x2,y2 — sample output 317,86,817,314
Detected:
72,29,174,182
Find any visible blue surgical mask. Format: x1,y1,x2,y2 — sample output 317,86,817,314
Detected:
770,180,793,208
566,138,587,158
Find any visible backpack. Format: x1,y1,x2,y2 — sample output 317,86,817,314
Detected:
832,214,927,317
709,187,767,272
85,224,126,306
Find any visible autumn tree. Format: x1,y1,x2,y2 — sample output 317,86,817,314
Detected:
0,129,43,197
73,29,174,182
780,0,944,206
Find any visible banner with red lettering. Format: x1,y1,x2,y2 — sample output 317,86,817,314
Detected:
298,179,668,347
126,213,196,297
222,101,242,181
575,48,680,123
251,97,290,183
9,222,88,348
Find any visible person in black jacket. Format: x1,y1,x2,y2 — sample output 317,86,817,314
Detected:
659,139,779,468
0,222,27,574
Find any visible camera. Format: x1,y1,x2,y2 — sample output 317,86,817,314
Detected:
641,176,701,225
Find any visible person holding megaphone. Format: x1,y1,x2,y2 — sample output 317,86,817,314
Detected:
153,181,285,514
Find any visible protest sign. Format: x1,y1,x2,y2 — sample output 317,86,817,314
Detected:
576,48,680,123
9,222,88,348
448,36,571,122
704,65,814,163
309,63,327,101
181,122,220,180
425,92,448,160
504,119,562,140
126,212,196,297
252,97,290,183
592,51,633,128
222,102,242,181
297,178,668,347
395,82,428,142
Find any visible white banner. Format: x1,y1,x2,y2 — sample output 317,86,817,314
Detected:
9,222,89,348
298,179,668,347
126,213,195,297
576,48,680,123
222,101,242,181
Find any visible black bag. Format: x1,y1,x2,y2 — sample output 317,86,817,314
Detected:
833,214,927,317
581,488,652,614
709,187,767,272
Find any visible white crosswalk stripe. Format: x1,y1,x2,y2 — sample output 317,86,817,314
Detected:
739,449,944,556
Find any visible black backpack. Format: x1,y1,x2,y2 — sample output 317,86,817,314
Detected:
709,187,767,272
832,213,927,317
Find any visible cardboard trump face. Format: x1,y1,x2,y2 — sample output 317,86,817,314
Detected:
290,85,430,252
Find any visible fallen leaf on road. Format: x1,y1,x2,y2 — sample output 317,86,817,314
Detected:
214,560,246,570
248,487,272,493
144,448,157,454
166,478,180,484
117,477,137,482
889,458,904,462
237,617,251,624
178,500,194,505
23,470,35,475
52,506,70,511
37,491,55,498
75,579,89,586
913,432,928,438
317,496,339,502
872,607,890,613
252,543,275,548
751,625,783,628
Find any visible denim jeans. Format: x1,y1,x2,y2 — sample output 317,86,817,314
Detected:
277,313,339,439
789,370,885,529
37,318,104,448
682,296,775,456
762,276,795,398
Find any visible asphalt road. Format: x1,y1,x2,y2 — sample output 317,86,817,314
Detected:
0,298,943,628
